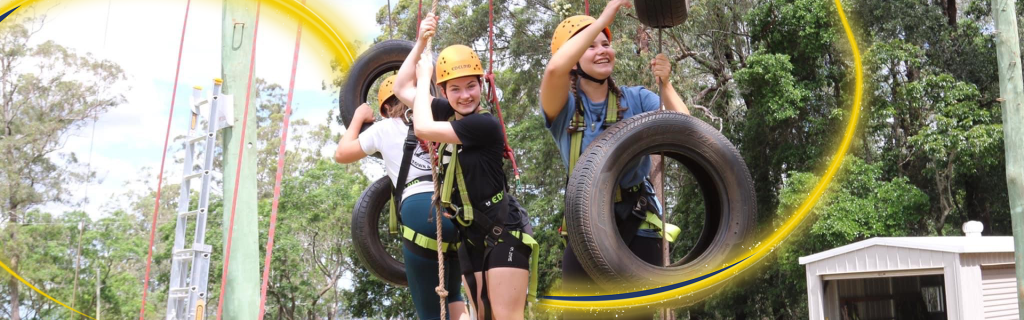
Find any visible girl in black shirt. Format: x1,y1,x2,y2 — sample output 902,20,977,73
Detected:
392,14,531,320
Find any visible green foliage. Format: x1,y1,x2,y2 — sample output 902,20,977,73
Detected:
0,13,127,320
735,52,807,125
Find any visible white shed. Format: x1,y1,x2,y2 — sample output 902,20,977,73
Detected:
799,232,1017,320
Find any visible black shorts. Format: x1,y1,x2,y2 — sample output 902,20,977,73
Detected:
455,197,531,273
459,237,531,273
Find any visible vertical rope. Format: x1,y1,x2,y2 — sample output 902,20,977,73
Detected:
430,140,448,320
422,1,448,318
584,0,589,15
255,0,303,318
139,0,192,318
486,0,520,186
657,27,672,320
216,0,262,318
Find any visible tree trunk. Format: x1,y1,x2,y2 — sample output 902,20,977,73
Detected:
946,0,957,26
6,211,20,320
9,275,20,320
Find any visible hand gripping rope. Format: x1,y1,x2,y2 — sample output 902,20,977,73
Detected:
416,2,452,319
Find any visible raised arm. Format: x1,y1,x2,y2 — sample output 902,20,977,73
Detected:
333,103,374,163
394,13,438,108
540,0,632,122
412,49,461,144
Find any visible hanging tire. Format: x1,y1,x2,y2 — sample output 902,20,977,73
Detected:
565,111,756,290
351,176,407,287
339,39,415,128
634,0,689,28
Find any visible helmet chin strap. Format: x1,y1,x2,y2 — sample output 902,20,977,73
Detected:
571,62,608,85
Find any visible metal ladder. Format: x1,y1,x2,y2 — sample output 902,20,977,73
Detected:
166,79,223,320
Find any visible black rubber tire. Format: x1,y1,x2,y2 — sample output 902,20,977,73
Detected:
634,0,689,28
339,39,415,128
351,176,407,287
565,111,756,290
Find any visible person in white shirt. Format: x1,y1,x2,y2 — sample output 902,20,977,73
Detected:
335,76,468,320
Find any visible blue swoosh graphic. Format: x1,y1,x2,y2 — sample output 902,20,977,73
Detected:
0,6,19,24
541,255,752,302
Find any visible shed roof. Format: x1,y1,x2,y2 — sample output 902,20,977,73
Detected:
798,236,1013,265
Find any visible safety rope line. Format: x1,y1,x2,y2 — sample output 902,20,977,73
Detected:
1,259,96,320
256,0,302,318
415,2,450,318
486,0,521,189
139,0,192,318
216,0,262,318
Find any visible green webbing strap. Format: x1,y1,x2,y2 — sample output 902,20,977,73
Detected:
439,111,495,227
639,211,681,243
563,93,619,236
452,153,474,225
439,142,457,210
389,199,399,235
403,225,459,252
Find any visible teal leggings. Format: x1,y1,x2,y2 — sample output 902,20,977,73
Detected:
401,192,463,320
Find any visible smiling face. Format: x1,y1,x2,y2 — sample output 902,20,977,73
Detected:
575,32,615,79
442,76,483,116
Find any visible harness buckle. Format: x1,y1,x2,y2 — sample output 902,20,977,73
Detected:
485,226,503,247
632,196,649,220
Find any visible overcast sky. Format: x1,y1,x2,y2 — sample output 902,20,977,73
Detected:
14,0,390,217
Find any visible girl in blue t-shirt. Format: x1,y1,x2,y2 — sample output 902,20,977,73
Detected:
539,1,690,318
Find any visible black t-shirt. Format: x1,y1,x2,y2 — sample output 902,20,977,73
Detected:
431,98,507,210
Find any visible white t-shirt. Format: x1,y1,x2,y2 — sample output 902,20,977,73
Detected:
358,118,434,201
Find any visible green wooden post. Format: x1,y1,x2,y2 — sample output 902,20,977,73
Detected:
220,0,260,318
990,0,1024,314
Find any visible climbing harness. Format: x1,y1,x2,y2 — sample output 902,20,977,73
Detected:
552,10,681,247
415,1,535,318
436,110,540,299
436,121,540,319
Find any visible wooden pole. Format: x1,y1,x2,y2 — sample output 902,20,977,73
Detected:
990,0,1024,314
220,0,261,318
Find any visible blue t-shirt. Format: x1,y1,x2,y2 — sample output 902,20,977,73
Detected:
544,85,661,188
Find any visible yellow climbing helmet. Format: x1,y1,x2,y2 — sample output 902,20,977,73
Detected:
435,44,484,85
550,15,612,55
377,75,398,111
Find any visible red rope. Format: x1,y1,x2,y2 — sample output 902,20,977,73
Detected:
139,0,191,318
417,0,423,35
486,0,519,181
216,0,261,318
585,0,590,15
256,1,303,318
